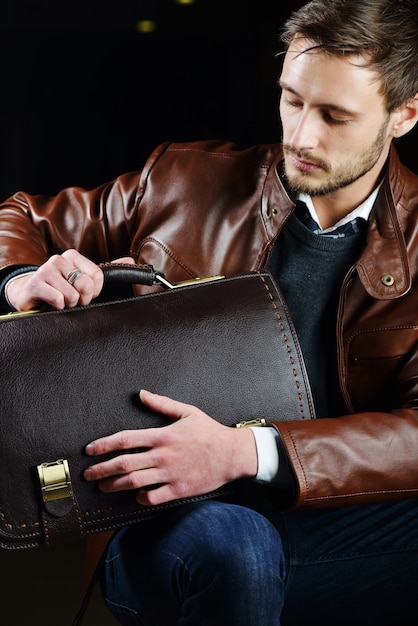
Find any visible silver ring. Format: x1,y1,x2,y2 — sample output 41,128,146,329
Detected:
65,267,83,285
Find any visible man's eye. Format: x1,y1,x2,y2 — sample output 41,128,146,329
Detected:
285,98,303,108
323,112,350,125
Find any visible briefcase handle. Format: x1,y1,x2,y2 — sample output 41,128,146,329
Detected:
100,262,224,290
100,262,164,287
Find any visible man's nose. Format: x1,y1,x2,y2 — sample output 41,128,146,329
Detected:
289,111,320,151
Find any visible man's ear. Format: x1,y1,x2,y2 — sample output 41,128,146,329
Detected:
391,94,418,139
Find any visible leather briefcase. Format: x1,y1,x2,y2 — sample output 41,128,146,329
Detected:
0,265,315,550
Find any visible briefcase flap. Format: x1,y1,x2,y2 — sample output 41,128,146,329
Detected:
0,270,314,549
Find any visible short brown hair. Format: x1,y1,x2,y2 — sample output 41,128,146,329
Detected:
281,0,418,112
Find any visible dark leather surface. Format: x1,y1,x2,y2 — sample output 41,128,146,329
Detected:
0,270,314,549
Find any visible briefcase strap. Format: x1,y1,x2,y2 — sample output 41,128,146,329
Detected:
41,494,86,546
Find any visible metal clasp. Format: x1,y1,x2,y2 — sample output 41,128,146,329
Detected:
0,310,39,321
37,459,73,502
236,418,267,429
155,274,225,290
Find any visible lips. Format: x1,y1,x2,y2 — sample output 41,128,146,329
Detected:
290,155,321,172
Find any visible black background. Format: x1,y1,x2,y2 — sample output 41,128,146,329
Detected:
0,0,415,200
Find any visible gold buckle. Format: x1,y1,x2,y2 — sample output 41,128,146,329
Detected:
236,418,267,428
37,459,73,502
155,275,224,290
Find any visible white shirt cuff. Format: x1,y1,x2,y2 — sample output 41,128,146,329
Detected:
250,426,280,483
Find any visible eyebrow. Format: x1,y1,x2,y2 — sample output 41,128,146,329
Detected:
278,80,360,119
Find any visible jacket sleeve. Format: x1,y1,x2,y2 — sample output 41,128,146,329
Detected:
270,403,418,508
0,171,144,272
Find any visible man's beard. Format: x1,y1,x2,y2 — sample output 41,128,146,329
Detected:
282,119,389,197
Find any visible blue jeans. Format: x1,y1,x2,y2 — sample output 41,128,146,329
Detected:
100,498,418,625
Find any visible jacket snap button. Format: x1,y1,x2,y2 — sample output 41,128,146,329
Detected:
271,206,279,216
381,274,395,286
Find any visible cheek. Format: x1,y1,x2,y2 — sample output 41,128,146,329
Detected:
337,127,376,155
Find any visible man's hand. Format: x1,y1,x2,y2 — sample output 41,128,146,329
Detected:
6,251,134,311
84,389,258,506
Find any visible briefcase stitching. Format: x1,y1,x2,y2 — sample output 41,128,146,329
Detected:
257,272,312,420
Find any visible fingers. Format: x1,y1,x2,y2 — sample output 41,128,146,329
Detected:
84,390,206,466
84,444,156,483
54,249,104,307
139,389,195,420
85,458,186,507
83,431,167,495
84,445,193,507
83,390,194,457
83,390,230,506
83,391,258,507
136,484,171,506
6,273,53,311
83,390,196,496
7,249,104,311
85,428,155,457
6,250,137,311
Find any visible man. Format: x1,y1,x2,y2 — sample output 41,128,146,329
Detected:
0,0,417,623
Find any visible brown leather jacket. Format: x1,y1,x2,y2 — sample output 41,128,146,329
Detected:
1,139,417,509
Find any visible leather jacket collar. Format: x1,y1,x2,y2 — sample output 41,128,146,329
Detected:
267,145,412,300
357,147,412,300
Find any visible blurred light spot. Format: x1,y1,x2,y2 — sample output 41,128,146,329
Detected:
136,20,157,33
176,0,196,5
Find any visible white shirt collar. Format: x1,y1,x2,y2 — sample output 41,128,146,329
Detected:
297,184,381,233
